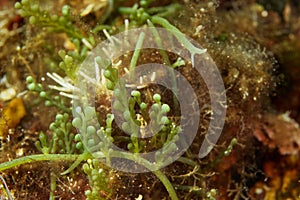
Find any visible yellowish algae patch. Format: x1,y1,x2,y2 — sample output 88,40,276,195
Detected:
0,98,26,136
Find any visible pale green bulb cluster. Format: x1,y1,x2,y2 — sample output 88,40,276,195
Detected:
26,76,70,112
83,159,110,200
35,113,81,154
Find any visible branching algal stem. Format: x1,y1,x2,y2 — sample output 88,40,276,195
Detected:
147,19,179,112
146,19,171,66
153,170,179,200
0,151,179,200
109,150,179,200
150,16,207,67
129,32,145,79
61,151,91,175
0,154,83,172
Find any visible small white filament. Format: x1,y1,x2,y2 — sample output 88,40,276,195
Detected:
139,76,143,84
125,19,129,33
60,91,79,99
47,72,76,91
150,72,156,82
94,58,100,83
79,71,99,86
82,38,93,50
103,29,113,44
